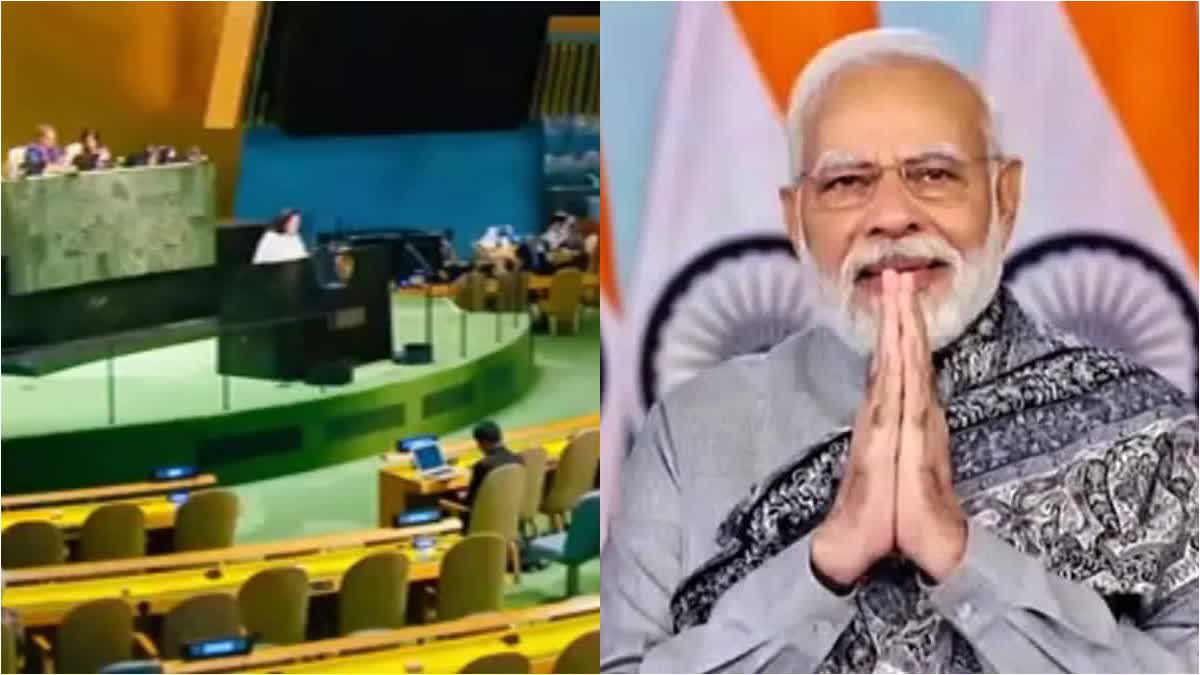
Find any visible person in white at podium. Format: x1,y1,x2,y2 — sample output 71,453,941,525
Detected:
253,209,309,265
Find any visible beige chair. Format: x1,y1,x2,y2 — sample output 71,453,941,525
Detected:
553,629,600,673
454,271,487,312
459,652,531,674
2,619,18,674
434,533,507,621
173,490,238,552
238,567,308,646
1,521,66,568
160,593,243,659
30,598,157,674
494,270,529,313
441,464,525,583
339,551,410,635
516,271,531,313
581,234,600,307
540,429,600,531
584,234,599,272
538,268,583,334
518,447,549,540
80,503,146,561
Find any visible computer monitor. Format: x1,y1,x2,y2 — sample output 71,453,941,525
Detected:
394,506,442,527
153,465,198,481
182,635,254,660
412,442,446,472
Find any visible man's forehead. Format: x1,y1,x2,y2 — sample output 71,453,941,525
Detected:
801,60,988,168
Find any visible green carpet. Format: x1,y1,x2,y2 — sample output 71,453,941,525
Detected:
230,309,601,606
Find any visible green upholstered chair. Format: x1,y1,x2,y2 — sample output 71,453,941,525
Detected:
530,491,600,597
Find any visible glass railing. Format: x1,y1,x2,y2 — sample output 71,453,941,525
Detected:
0,294,532,435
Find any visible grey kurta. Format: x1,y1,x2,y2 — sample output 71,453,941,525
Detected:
601,289,1198,673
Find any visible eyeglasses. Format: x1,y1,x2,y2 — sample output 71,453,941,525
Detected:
795,155,1005,211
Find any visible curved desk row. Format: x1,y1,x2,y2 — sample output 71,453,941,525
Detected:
1,496,181,539
5,520,461,628
1,474,217,510
163,595,600,674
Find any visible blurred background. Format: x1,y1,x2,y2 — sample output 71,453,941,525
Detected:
598,1,1198,538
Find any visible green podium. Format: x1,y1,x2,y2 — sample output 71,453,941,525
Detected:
1,162,217,295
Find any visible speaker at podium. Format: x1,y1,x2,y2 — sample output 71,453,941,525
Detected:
217,244,392,382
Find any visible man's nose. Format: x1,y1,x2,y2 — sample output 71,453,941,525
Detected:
863,170,923,239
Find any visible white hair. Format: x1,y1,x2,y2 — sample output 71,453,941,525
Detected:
784,28,1003,180
799,211,1007,354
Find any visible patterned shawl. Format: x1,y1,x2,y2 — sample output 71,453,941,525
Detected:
669,288,1197,672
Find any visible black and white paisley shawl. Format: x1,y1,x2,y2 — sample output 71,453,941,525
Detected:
668,288,1198,673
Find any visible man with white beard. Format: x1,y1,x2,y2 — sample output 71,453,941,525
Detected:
600,29,1197,674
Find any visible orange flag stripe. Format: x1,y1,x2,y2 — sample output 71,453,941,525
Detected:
598,152,621,314
1064,1,1199,270
728,1,878,116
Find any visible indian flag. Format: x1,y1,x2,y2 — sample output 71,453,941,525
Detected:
598,160,623,545
983,1,1197,396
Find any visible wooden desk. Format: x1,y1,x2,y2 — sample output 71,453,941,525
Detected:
527,272,598,293
1,496,180,538
163,595,600,674
377,414,600,526
1,474,217,510
394,273,598,299
4,520,460,629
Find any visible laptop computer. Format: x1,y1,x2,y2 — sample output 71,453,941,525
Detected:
411,439,459,480
397,434,438,453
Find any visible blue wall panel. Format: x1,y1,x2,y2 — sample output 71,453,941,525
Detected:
234,125,544,258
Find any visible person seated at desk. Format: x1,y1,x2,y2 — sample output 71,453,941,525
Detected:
475,226,519,271
542,211,574,251
64,128,112,171
454,421,523,532
252,209,309,265
125,144,180,167
22,124,67,176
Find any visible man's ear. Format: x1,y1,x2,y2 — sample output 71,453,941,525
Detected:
780,185,805,252
995,158,1023,247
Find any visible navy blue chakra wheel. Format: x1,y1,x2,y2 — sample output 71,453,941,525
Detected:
639,235,812,410
1003,231,1198,398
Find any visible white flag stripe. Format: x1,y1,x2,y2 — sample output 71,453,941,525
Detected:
983,1,1195,293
